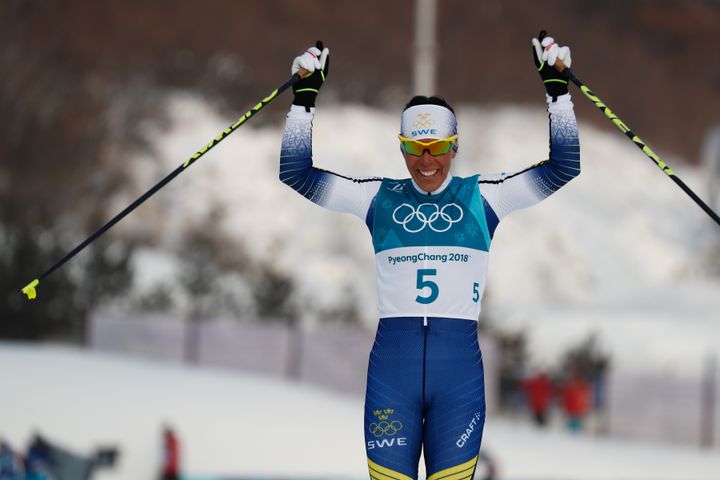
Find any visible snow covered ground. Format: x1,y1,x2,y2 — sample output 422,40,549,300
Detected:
3,343,720,480
112,93,720,377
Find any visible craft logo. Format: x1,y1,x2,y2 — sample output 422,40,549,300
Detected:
456,411,484,448
367,408,407,450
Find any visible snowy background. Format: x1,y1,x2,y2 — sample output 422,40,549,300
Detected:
3,3,720,479
2,343,720,480
115,93,720,376
4,83,720,480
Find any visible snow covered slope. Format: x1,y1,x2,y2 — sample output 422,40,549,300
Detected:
2,344,720,480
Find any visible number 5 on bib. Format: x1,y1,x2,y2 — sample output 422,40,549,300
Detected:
416,269,439,304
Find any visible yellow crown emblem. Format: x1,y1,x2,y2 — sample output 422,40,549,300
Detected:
373,408,395,421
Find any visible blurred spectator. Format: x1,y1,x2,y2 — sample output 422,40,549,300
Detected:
560,373,592,432
521,370,553,427
0,439,25,479
25,434,54,480
160,426,181,480
24,433,116,480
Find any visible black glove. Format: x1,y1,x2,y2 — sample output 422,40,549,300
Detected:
291,43,330,111
531,32,571,101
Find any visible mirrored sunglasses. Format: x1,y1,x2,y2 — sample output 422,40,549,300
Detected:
398,134,458,157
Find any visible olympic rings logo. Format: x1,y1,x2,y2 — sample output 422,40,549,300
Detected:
392,203,464,233
413,113,435,129
369,420,403,438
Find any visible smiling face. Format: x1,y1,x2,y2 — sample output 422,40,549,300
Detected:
402,139,456,193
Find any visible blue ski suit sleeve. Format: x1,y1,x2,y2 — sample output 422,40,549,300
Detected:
479,93,580,222
279,105,381,221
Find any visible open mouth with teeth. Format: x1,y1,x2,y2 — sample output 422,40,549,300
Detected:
403,140,453,193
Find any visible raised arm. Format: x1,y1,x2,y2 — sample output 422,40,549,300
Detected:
481,35,580,221
279,45,380,221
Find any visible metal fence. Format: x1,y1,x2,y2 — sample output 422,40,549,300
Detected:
87,311,500,411
87,311,718,449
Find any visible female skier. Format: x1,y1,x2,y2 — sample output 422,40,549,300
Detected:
279,34,579,480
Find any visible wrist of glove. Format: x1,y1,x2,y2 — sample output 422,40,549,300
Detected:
291,45,330,110
531,35,572,101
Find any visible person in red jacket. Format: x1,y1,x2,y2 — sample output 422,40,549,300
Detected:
521,371,553,427
160,426,180,480
560,373,592,432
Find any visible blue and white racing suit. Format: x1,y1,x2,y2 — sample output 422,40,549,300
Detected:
279,94,580,480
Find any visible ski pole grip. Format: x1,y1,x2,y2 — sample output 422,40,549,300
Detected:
295,41,324,80
538,30,569,73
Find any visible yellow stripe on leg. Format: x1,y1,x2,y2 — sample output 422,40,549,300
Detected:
367,459,414,480
427,455,478,480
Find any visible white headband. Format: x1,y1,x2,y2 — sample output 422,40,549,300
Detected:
400,104,457,140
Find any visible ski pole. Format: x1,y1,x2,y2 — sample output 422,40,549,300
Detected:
20,43,322,300
538,31,720,227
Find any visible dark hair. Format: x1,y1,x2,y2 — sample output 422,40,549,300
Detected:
403,95,455,114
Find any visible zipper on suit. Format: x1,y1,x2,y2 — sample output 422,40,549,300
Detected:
422,316,428,407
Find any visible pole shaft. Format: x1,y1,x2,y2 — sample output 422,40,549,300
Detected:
566,69,720,227
24,74,300,295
